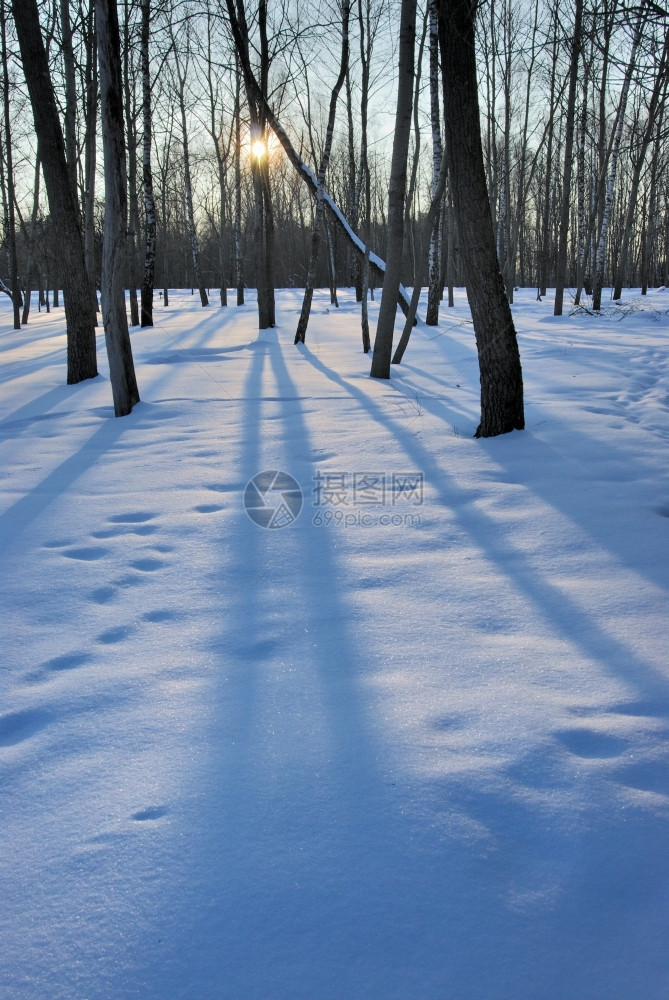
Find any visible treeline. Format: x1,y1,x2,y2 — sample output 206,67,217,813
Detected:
1,0,667,317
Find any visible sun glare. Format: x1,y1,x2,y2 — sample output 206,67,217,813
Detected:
252,140,267,160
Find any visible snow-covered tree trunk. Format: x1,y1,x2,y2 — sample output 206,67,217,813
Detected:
96,0,140,416
225,0,412,319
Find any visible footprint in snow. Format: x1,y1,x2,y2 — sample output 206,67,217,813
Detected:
129,557,167,572
108,512,157,524
97,625,132,645
556,728,629,759
142,609,176,623
63,546,110,561
0,707,52,747
131,806,168,822
90,586,117,604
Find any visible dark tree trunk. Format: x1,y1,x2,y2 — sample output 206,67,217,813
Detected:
21,149,42,325
438,0,523,437
1,0,20,329
370,0,416,379
60,0,78,204
96,0,140,416
12,0,98,384
123,0,140,325
554,0,582,316
140,0,155,326
295,1,350,344
234,56,244,306
83,2,99,317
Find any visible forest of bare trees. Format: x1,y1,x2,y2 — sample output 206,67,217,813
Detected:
1,0,668,426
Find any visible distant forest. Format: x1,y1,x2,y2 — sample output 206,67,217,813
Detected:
2,0,668,316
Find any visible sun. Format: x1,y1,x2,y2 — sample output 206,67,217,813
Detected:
252,139,267,160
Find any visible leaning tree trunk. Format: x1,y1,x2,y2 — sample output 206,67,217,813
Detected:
370,0,416,379
438,0,523,437
96,0,140,417
225,0,412,320
12,0,97,384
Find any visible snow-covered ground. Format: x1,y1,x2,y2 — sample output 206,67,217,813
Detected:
2,286,668,1000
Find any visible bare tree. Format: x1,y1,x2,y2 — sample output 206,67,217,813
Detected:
170,13,208,308
140,0,156,325
1,0,20,329
369,0,416,379
439,0,524,436
96,0,140,416
295,0,350,344
12,0,98,385
552,0,583,315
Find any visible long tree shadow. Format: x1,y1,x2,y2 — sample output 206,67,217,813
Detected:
296,342,669,702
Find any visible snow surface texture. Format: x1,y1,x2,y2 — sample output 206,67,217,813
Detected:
1,287,668,1000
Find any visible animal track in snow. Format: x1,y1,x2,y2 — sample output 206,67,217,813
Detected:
142,609,177,623
555,727,629,759
97,626,132,645
129,557,168,573
62,546,109,561
0,707,52,747
44,651,91,672
90,586,117,604
108,512,157,524
131,805,168,821
194,503,224,514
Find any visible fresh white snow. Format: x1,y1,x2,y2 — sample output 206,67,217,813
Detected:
1,286,668,999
